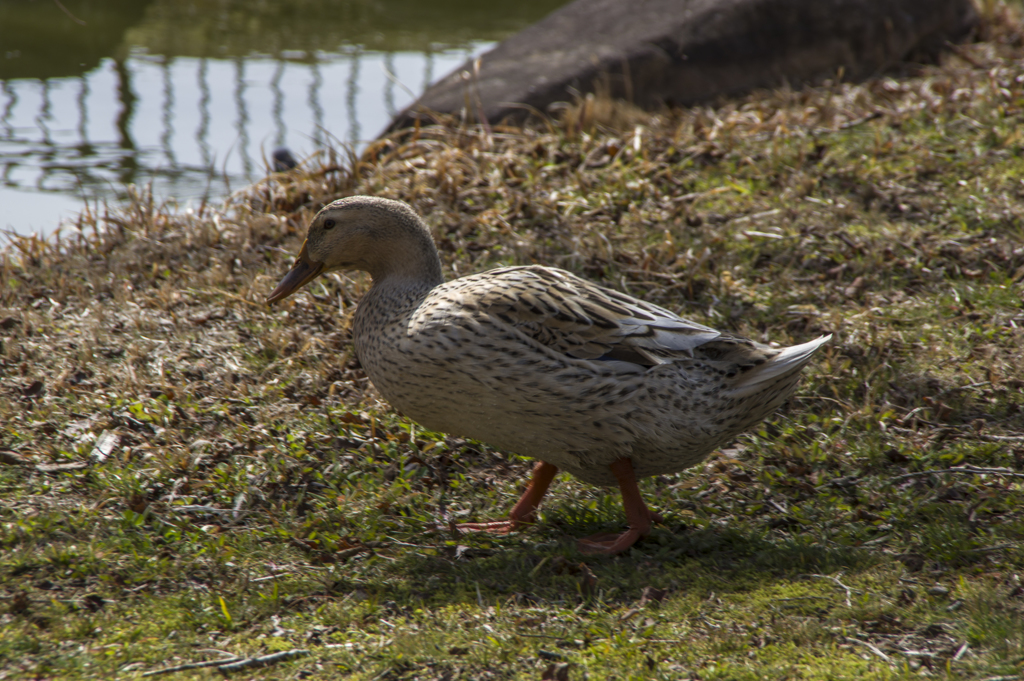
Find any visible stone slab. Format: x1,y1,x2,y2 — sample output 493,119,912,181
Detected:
385,0,978,132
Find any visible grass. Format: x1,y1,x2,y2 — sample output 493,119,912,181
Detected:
2,6,1024,679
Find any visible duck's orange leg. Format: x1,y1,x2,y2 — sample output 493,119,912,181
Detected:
457,461,558,534
578,458,663,555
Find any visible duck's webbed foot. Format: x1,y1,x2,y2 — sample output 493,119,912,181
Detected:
455,461,558,535
578,458,662,555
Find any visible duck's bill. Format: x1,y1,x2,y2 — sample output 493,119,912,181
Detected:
266,242,324,303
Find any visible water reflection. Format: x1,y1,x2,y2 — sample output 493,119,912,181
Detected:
0,0,568,235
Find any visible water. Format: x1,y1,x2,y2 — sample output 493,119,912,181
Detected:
0,0,568,237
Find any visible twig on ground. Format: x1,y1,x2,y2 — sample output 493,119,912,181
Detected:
35,461,88,472
973,543,1020,553
978,434,1024,442
252,572,296,583
840,111,884,129
141,657,244,676
217,649,311,673
809,573,855,607
172,505,250,520
847,638,892,663
142,649,310,676
891,466,1024,482
186,287,264,308
897,649,938,659
889,424,1024,443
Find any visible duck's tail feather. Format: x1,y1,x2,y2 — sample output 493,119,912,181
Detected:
730,334,832,398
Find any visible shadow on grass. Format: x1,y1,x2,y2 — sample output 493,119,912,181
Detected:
331,519,872,609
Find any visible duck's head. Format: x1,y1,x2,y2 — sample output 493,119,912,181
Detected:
267,195,443,304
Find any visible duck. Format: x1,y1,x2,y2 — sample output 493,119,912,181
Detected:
267,196,830,554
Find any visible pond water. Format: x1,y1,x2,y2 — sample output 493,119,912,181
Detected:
0,0,568,237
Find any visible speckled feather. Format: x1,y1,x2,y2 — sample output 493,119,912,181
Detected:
290,196,830,486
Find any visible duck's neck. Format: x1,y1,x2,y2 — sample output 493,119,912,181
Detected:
368,271,441,302
354,231,445,333
364,229,445,287
356,266,443,329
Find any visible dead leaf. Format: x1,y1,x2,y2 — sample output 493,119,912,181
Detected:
22,380,44,398
640,586,669,607
541,663,571,681
0,450,28,466
619,607,640,622
578,562,597,596
127,493,149,514
923,396,954,422
10,590,30,615
82,594,105,612
90,430,119,463
843,276,866,297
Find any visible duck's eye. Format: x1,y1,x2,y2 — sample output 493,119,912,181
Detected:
323,218,336,230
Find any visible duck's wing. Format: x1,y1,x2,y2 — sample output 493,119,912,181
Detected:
460,266,725,368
